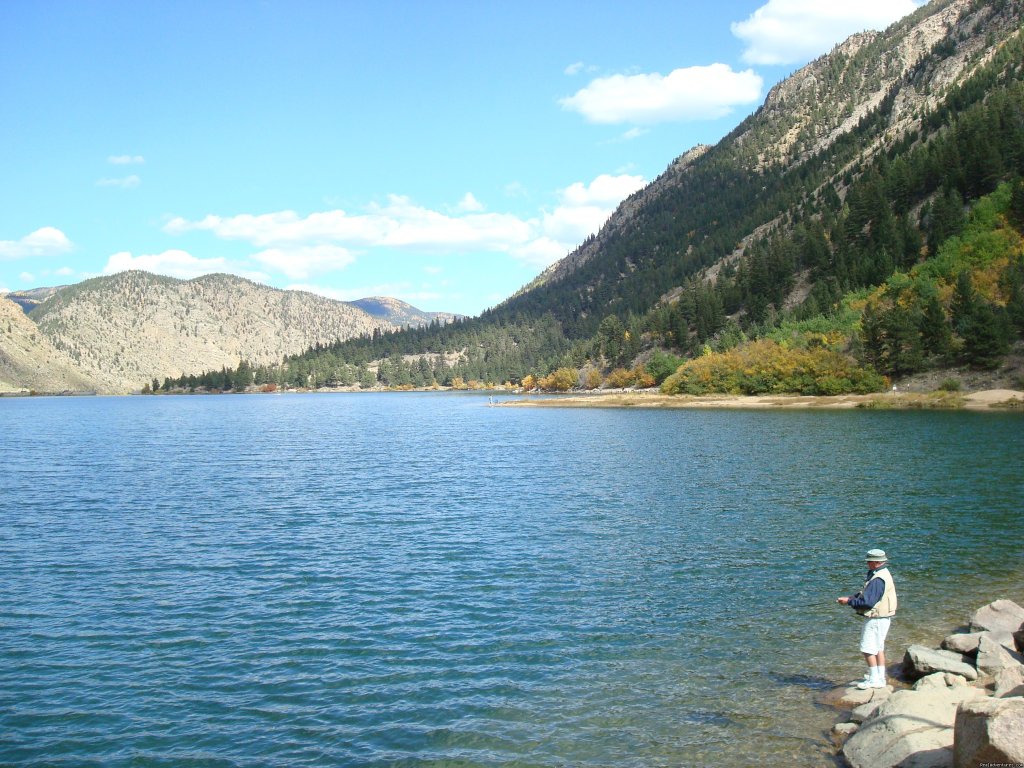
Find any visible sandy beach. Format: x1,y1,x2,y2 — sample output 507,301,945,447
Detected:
500,388,1024,411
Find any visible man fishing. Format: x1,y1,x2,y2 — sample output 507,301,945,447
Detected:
836,548,897,689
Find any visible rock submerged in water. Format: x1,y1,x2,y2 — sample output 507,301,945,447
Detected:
903,644,978,680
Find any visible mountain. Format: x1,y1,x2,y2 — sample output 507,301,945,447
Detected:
4,285,65,314
264,0,1024,391
503,0,1023,335
0,296,98,394
349,297,461,327
23,271,397,393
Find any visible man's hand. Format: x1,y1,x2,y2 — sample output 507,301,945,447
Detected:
837,597,850,605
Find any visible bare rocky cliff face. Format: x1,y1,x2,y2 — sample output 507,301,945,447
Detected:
0,296,98,393
25,271,396,393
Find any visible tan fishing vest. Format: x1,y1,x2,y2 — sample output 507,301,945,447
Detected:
858,567,897,618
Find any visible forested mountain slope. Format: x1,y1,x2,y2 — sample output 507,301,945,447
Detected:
505,0,1022,337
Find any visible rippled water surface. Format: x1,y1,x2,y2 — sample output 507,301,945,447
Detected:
1,393,1022,767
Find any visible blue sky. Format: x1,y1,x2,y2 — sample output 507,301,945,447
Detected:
1,0,921,316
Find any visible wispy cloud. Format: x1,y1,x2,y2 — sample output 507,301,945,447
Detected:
165,173,647,272
456,192,485,212
251,244,356,280
107,154,145,165
0,227,73,260
102,249,269,283
732,0,921,65
560,64,762,124
96,174,141,189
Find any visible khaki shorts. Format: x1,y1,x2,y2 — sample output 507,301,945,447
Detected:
860,617,892,655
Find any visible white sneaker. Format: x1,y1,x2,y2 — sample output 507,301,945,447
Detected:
856,677,886,689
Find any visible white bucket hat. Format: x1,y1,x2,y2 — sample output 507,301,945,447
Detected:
865,548,888,562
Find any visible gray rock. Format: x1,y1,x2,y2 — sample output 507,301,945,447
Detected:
944,673,969,687
820,683,893,709
842,679,987,768
942,632,986,655
943,630,1017,656
993,665,1024,698
916,672,953,691
904,644,979,681
976,634,1024,677
969,599,1024,634
851,700,884,723
830,721,860,746
953,697,1024,768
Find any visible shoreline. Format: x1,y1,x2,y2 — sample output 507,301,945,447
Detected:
499,388,1024,411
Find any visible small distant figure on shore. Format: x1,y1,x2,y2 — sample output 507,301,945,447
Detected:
836,548,898,689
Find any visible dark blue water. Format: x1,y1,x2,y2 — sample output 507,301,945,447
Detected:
1,393,1021,767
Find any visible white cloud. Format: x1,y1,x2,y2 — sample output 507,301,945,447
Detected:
622,127,648,141
108,155,145,165
166,173,647,274
560,63,763,124
0,227,74,260
19,272,36,283
251,244,356,280
456,192,485,212
102,249,269,283
732,0,921,65
565,61,584,76
166,198,534,252
97,174,141,189
54,266,75,276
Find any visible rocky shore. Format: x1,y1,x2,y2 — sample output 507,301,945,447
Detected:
822,599,1024,767
501,389,1024,411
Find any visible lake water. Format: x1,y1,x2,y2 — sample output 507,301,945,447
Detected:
1,393,1022,767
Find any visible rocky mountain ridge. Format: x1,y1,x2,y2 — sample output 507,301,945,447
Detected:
14,271,397,393
0,296,98,393
349,296,461,328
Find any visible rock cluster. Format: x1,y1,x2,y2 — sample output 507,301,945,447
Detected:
828,599,1024,768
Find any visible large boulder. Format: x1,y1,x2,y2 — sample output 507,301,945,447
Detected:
843,674,987,768
993,665,1024,698
943,630,1018,656
953,697,1024,768
969,599,1024,635
904,645,978,681
942,632,986,655
976,634,1024,677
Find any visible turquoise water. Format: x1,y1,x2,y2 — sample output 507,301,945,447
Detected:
1,393,1021,767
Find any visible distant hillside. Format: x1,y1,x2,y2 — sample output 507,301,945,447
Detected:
4,286,64,314
350,296,460,327
28,271,397,393
0,296,98,393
